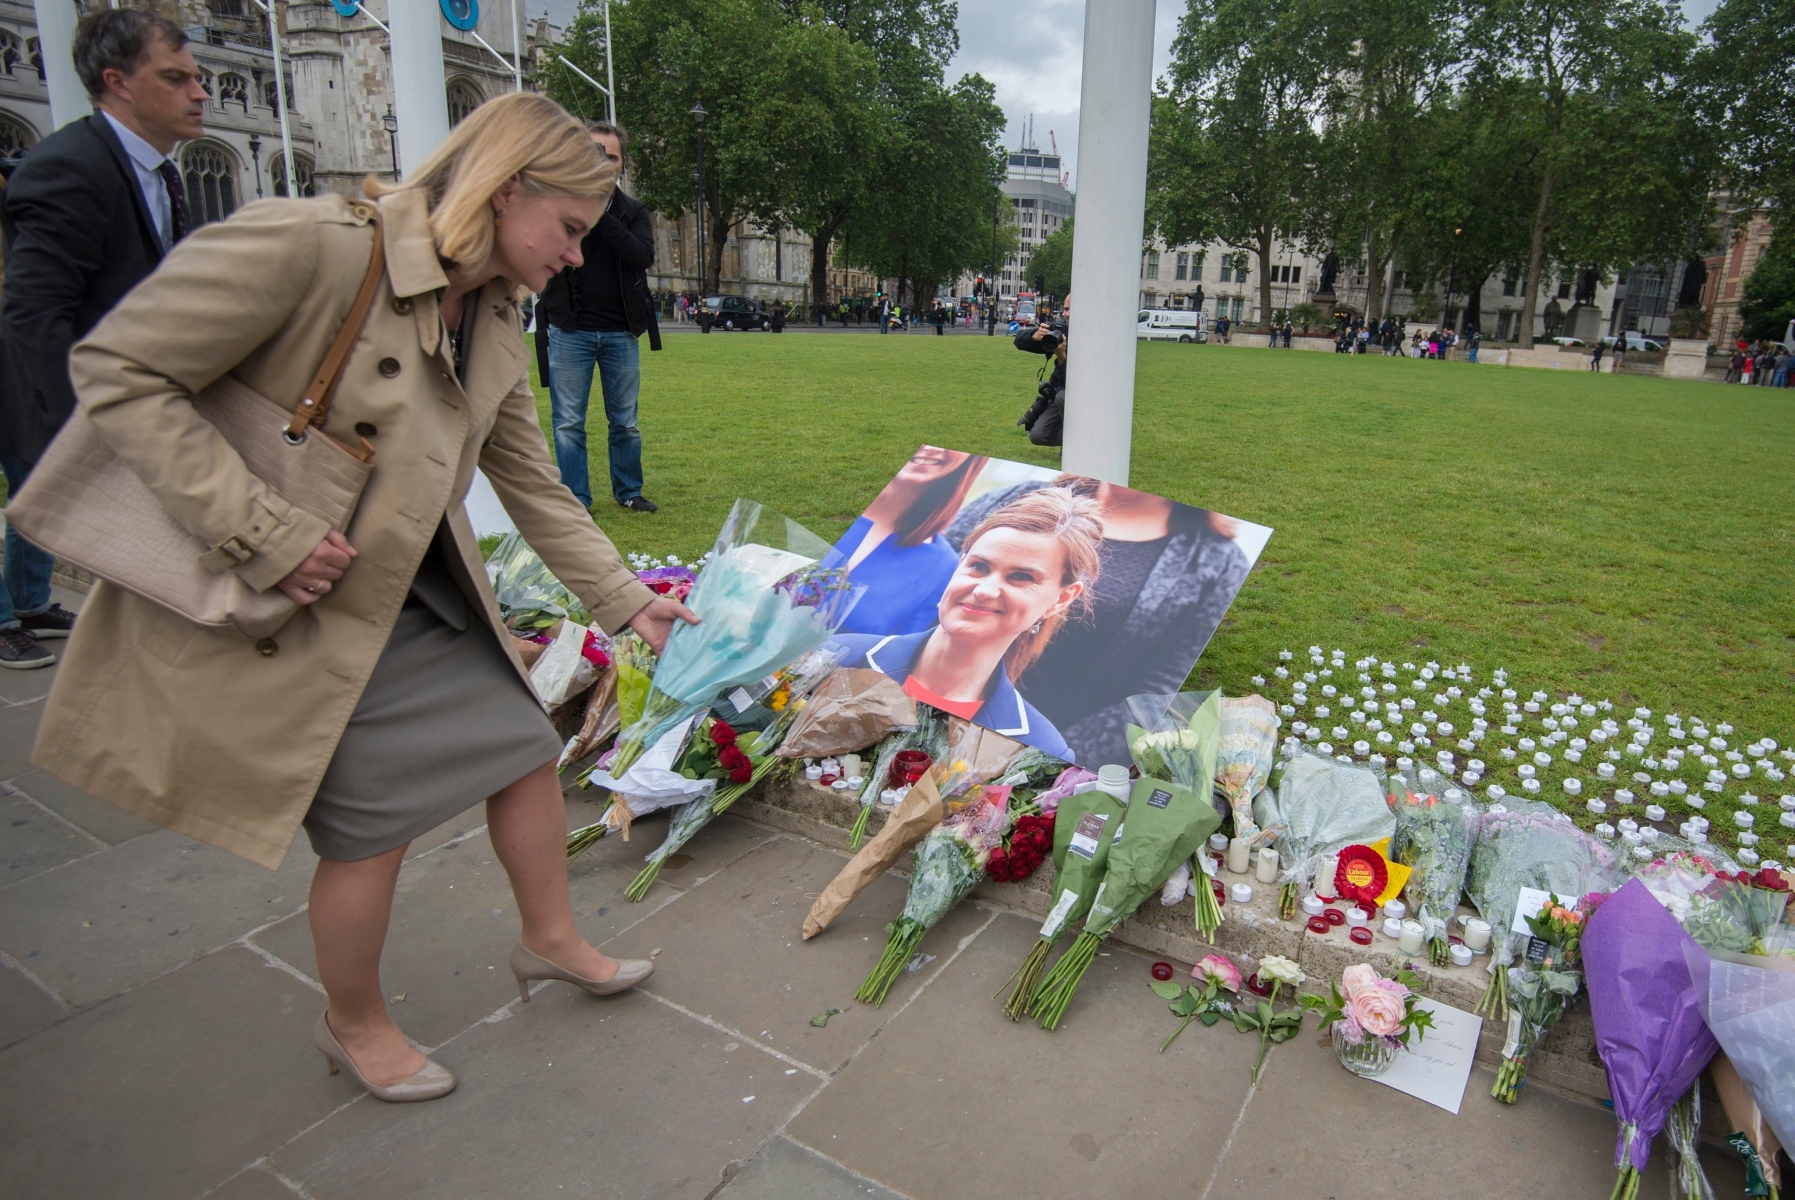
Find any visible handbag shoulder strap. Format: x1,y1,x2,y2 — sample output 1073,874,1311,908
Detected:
286,210,388,439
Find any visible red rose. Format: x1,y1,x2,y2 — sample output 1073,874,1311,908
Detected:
710,721,738,747
719,745,751,771
729,765,753,784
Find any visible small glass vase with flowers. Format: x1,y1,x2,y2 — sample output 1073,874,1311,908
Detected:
1301,961,1435,1078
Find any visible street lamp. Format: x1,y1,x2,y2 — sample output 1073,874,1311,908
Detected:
382,106,400,180
987,166,1002,335
690,98,707,295
247,132,263,198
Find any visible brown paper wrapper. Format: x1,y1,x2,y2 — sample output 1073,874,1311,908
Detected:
941,717,1028,790
777,668,917,760
801,772,943,940
561,666,620,762
1711,1050,1783,1188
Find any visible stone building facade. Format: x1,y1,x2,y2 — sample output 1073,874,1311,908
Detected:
1700,206,1775,349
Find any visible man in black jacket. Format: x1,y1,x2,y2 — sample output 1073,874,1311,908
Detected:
537,121,663,514
1014,295,1068,447
0,9,206,667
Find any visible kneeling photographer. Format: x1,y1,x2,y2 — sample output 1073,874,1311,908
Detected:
1015,294,1069,447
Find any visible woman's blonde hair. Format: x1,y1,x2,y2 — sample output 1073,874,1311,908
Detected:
959,486,1103,680
365,92,615,272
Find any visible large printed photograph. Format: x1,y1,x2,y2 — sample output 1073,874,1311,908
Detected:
822,447,1272,766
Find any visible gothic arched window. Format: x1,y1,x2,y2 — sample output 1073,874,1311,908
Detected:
217,73,250,113
181,141,240,227
446,78,482,127
0,110,37,159
270,152,315,198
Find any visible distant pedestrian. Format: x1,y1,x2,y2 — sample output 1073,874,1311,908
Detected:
1774,350,1790,388
1611,337,1625,369
1466,327,1480,363
1589,340,1605,371
770,300,786,332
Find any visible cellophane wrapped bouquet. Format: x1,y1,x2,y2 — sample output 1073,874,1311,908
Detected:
486,531,589,632
618,650,841,901
855,761,1023,1007
1466,800,1621,1018
1389,768,1480,965
1126,691,1233,943
1212,695,1280,839
1030,692,1224,1030
1493,893,1587,1103
607,500,862,779
1255,751,1394,920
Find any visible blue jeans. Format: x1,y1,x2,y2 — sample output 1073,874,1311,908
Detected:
1469,346,1478,363
547,327,643,507
0,455,53,629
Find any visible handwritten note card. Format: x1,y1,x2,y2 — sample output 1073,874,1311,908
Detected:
1370,998,1483,1114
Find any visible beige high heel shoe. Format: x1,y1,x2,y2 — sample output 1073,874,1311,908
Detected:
510,942,654,1003
314,1011,457,1103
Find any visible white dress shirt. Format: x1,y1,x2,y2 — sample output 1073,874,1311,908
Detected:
102,110,175,251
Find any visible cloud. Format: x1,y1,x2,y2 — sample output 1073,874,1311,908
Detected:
948,1,1188,189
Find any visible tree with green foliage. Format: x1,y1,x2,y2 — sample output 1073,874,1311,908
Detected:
839,72,1014,307
1697,0,1794,241
1739,241,1795,343
1462,0,1714,346
550,0,874,294
1028,217,1073,300
1156,0,1328,328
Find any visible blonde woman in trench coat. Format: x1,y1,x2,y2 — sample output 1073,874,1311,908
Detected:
34,94,696,1102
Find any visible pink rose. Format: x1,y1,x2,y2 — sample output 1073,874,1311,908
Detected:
1193,953,1243,993
1340,963,1380,1000
1347,985,1405,1038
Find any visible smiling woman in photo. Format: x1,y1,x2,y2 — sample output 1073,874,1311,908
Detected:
826,445,987,636
831,487,1101,761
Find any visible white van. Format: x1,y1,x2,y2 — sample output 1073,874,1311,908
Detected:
1137,308,1205,342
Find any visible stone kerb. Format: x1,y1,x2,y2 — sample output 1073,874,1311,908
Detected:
1662,339,1711,379
737,771,1609,1107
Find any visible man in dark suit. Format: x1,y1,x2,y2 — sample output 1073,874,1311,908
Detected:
0,9,205,668
537,121,663,515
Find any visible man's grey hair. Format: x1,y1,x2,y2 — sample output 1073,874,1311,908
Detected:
73,9,189,101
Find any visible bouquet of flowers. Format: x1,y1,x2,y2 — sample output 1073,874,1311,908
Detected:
1213,694,1280,839
855,767,1021,1007
1302,960,1435,1055
996,776,1124,1019
1493,893,1588,1103
1582,880,1719,1200
1254,751,1395,920
1126,691,1232,943
1389,771,1480,964
485,531,589,632
607,500,862,779
1151,953,1243,1052
1031,692,1225,1030
1684,868,1793,959
617,647,841,899
849,710,951,849
1467,800,1621,1018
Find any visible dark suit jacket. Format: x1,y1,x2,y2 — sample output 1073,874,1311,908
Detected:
0,114,167,464
537,187,661,350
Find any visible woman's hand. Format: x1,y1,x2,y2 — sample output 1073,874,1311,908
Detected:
627,594,700,655
276,531,357,605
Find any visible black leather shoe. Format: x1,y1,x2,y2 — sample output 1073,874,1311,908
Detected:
619,496,659,514
19,603,76,640
0,627,53,669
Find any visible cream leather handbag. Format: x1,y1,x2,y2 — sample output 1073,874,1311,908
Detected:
8,215,386,639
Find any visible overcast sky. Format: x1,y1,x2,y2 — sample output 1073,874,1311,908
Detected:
947,0,1721,190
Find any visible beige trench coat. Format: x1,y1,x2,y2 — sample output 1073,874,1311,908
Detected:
33,186,655,869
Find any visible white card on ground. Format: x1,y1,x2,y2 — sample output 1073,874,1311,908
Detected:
1512,887,1578,935
1368,998,1482,1115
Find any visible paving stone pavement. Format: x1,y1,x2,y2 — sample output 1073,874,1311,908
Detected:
0,595,1764,1198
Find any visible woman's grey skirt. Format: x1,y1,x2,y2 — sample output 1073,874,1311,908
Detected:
302,595,562,862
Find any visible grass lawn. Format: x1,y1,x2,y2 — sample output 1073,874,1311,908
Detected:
533,333,1795,846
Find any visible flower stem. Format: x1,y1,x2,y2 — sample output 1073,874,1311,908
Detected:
1280,882,1298,921
1162,1012,1199,1053
1430,935,1450,966
623,857,662,902
565,820,608,861
996,938,1052,1020
1193,867,1222,943
1031,932,1102,1030
855,920,926,1007
848,801,874,850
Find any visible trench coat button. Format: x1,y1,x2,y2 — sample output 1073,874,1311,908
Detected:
391,295,413,315
354,421,378,437
378,357,401,378
255,638,278,657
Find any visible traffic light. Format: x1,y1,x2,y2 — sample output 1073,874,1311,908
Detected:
1034,274,1044,294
